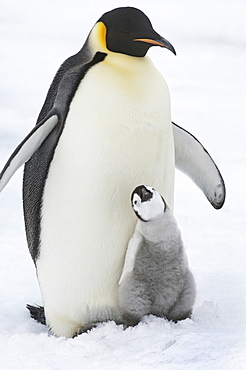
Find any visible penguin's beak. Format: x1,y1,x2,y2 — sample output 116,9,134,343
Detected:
134,36,176,55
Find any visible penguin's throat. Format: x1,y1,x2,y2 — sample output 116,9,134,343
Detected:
104,52,151,74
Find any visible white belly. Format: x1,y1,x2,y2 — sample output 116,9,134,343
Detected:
37,55,174,337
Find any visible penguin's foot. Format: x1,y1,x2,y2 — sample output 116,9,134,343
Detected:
26,305,105,335
121,313,141,328
122,321,139,330
166,310,193,323
26,304,46,325
77,322,100,335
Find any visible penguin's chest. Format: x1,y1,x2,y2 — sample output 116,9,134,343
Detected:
56,57,173,203
38,57,174,329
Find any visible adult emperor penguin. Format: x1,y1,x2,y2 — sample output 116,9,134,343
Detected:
118,185,196,327
0,7,225,338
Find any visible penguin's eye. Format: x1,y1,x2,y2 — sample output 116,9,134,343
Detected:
120,30,130,39
134,200,137,205
121,30,129,35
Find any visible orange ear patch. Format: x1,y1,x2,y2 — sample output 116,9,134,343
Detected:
97,22,107,50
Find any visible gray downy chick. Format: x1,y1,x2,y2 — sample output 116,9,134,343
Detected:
118,185,196,327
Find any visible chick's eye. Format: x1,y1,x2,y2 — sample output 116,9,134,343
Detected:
134,200,137,205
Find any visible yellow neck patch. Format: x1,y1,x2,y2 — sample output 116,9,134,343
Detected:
96,22,107,51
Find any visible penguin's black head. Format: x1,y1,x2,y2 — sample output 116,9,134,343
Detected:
98,7,176,57
132,185,153,203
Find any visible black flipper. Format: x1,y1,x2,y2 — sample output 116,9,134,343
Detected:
172,122,225,209
0,114,58,192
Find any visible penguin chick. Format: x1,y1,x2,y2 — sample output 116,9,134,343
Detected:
118,185,196,327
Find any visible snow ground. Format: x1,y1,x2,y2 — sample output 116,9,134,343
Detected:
0,0,246,369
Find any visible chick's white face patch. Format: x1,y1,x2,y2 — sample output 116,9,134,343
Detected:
132,186,165,221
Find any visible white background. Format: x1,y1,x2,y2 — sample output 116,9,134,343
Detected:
0,0,245,368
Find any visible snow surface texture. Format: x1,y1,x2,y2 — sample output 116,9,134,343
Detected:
0,0,246,369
